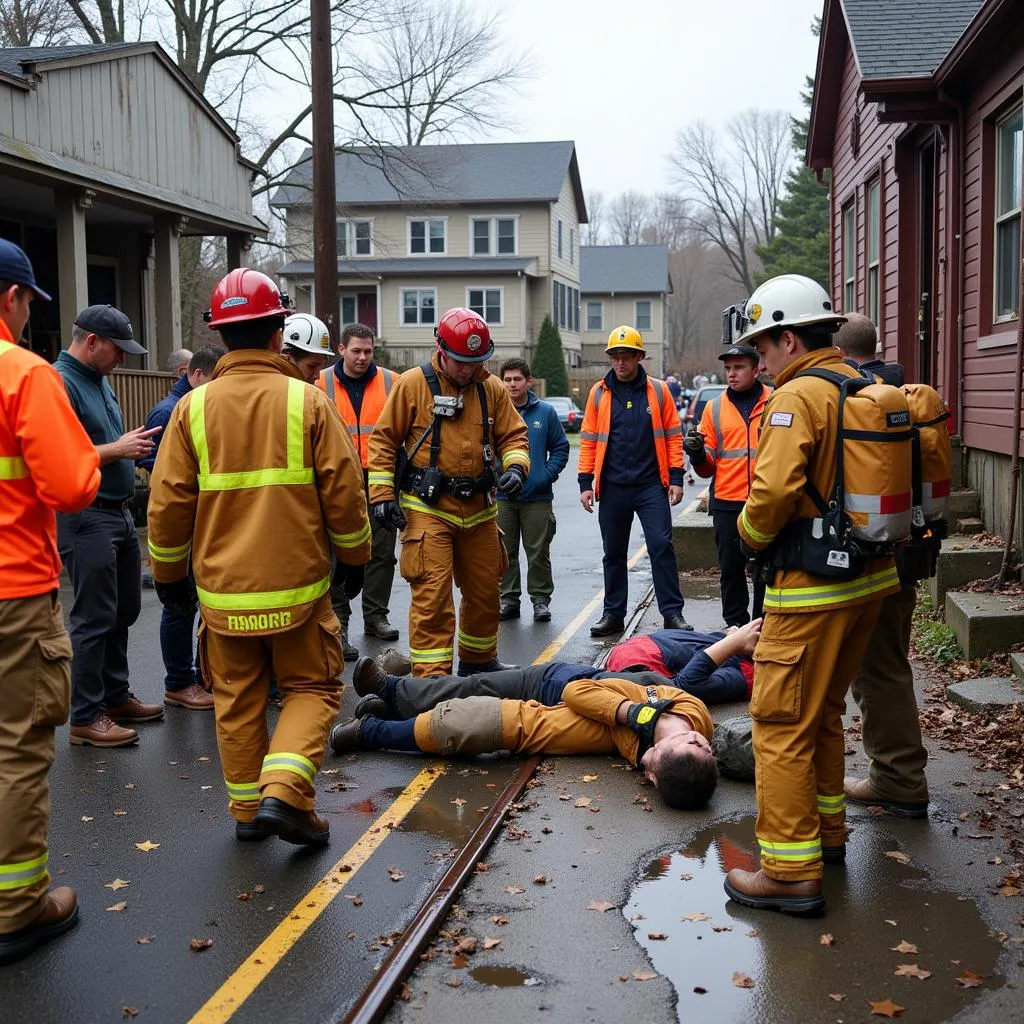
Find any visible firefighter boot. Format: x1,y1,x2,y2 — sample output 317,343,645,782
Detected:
339,621,358,661
724,869,825,916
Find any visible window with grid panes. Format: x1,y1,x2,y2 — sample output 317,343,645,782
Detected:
995,104,1022,321
467,288,502,324
866,179,880,326
401,288,436,325
409,219,446,255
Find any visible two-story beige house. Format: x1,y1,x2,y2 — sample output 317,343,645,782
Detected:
579,245,671,377
272,141,587,369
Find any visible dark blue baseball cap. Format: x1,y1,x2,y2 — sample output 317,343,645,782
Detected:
0,238,51,301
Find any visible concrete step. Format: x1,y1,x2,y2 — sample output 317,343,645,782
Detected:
945,591,1024,660
672,515,717,571
956,517,984,534
948,488,980,522
1012,651,1024,681
946,677,1024,715
925,538,1003,609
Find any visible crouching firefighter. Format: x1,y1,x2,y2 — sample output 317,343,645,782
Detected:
367,308,530,677
720,274,912,916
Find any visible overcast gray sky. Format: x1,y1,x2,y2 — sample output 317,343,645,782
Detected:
484,0,824,198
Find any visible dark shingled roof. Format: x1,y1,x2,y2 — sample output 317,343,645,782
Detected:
270,142,587,222
0,43,143,79
842,0,984,79
579,245,670,295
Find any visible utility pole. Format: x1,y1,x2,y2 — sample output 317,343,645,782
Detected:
311,0,339,348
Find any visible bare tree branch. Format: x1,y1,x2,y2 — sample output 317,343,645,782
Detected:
582,190,604,246
0,0,78,45
608,191,650,245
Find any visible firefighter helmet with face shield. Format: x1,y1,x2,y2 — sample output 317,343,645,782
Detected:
722,274,845,347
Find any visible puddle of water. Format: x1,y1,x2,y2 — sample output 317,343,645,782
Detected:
468,966,540,988
625,817,1005,1023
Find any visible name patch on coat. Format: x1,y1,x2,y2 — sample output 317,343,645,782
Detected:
226,612,293,632
769,411,794,427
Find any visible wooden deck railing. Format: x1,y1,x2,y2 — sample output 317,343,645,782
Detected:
110,369,176,431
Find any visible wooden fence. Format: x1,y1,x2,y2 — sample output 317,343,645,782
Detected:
110,369,176,431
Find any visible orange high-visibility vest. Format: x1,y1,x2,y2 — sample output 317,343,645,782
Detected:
0,324,100,598
693,386,772,504
578,374,683,499
317,365,395,469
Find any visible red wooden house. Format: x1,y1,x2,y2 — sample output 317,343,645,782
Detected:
808,0,1023,548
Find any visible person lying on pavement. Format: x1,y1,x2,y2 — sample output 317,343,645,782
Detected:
330,677,718,811
352,619,761,720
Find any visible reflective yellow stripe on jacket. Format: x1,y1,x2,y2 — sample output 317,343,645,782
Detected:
763,565,900,611
400,493,498,529
0,455,27,479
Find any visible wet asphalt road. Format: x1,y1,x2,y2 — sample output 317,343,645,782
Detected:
9,448,1019,1024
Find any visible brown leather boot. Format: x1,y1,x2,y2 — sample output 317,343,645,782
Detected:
254,797,330,846
0,887,79,965
844,776,928,818
724,868,825,916
69,715,139,747
164,684,215,710
106,694,164,722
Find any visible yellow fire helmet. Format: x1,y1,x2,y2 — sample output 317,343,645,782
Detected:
606,325,645,353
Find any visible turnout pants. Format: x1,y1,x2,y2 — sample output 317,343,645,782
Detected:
198,596,343,821
850,585,928,802
598,480,684,619
713,510,765,626
497,500,556,606
57,507,142,725
0,594,72,932
399,509,503,677
751,598,884,882
331,516,397,625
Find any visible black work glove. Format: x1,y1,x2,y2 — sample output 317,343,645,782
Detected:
372,500,407,531
155,577,195,614
332,561,365,599
496,465,526,497
683,430,706,462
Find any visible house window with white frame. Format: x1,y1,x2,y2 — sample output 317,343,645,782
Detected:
467,287,503,324
336,219,372,257
866,177,881,327
471,217,516,256
842,201,856,312
635,300,652,331
995,103,1022,321
401,288,436,325
409,218,446,255
587,300,603,331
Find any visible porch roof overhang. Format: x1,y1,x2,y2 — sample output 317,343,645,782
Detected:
277,256,540,279
0,135,265,237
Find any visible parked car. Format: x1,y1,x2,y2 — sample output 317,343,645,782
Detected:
681,383,727,435
545,395,583,433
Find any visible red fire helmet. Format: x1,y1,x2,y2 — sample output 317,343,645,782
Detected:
204,268,291,329
434,307,493,363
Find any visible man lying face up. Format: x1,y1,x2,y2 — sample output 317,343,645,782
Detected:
330,676,718,811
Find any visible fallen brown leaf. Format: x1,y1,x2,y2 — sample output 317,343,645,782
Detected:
445,977,462,988
387,866,404,882
482,937,501,950
455,937,477,955
647,932,668,941
894,963,932,980
451,954,468,969
189,938,213,952
504,885,525,896
682,912,711,922
712,926,733,933
998,885,1021,897
114,809,127,816
81,816,94,822
533,875,547,885
884,919,898,926
829,993,845,1002
732,972,756,989
343,895,363,906
820,933,835,947
451,798,466,807
136,937,152,945
134,840,160,853
868,997,905,1017
587,900,616,913
582,774,599,782
122,1008,138,1019
574,796,592,808
631,970,657,981
891,940,919,954
104,878,130,892
105,901,128,912
955,969,984,989
885,851,910,865
746,929,760,938
474,862,489,872
490,915,508,926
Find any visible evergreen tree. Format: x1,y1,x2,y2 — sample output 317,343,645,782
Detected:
532,314,570,396
756,22,830,288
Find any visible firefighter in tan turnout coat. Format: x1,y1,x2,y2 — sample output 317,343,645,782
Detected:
147,269,371,846
368,307,529,677
721,274,906,917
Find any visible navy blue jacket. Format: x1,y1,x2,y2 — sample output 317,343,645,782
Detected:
137,374,192,473
498,390,569,503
